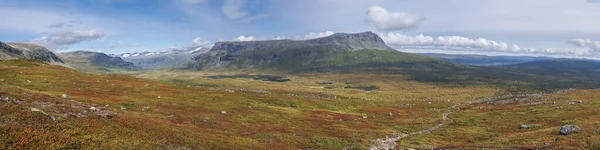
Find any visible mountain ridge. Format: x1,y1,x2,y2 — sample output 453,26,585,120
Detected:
503,58,600,74
0,41,64,64
58,51,140,73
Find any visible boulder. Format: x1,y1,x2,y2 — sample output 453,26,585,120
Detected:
62,93,69,99
142,106,150,111
559,124,581,135
520,124,532,129
220,110,227,115
31,108,41,112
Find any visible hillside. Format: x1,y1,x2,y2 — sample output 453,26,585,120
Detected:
0,59,466,149
58,51,140,73
421,53,550,66
185,32,429,72
0,41,64,64
2,59,600,149
503,59,600,75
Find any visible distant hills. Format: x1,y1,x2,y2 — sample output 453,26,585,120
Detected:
58,51,140,73
113,46,208,70
0,41,64,64
503,59,600,75
421,53,551,66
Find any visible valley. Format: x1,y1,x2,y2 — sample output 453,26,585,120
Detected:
1,32,600,149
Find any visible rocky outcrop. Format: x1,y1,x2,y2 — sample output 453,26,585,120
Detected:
0,41,64,63
559,124,581,135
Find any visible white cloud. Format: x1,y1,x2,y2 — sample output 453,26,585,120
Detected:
191,37,213,47
181,0,207,5
233,35,256,41
298,31,335,40
273,36,286,40
367,6,423,31
222,0,247,20
29,30,105,50
568,39,600,53
383,33,596,57
381,32,523,53
379,33,434,46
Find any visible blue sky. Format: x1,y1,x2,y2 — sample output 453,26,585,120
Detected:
1,0,600,59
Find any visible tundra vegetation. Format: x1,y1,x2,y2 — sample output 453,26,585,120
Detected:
1,59,599,149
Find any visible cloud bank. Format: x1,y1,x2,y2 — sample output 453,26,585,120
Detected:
29,30,105,50
379,32,594,57
380,32,521,52
367,6,423,31
568,39,600,53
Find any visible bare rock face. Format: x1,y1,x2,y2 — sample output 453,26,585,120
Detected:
0,41,64,63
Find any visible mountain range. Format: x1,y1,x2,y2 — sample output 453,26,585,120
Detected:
3,32,600,90
112,46,208,69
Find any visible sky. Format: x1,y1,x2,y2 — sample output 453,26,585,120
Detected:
1,0,600,59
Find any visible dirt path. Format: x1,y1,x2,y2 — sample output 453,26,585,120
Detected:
368,92,557,150
369,111,455,150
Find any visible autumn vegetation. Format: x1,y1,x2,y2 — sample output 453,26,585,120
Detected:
1,59,598,149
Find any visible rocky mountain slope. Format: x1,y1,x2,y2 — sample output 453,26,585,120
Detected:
186,31,437,71
114,47,208,70
58,51,140,73
0,41,64,63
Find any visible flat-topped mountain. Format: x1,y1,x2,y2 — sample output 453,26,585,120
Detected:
208,31,394,54
185,32,437,71
58,51,140,73
0,41,64,63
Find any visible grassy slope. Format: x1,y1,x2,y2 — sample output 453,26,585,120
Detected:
2,59,599,149
0,60,466,149
399,90,600,149
59,55,139,74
